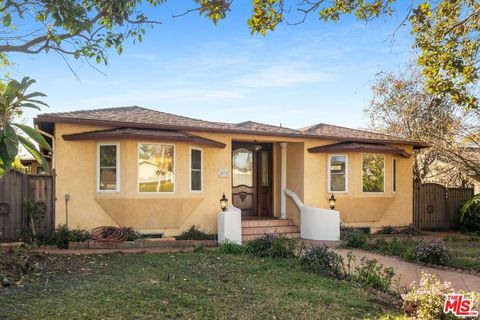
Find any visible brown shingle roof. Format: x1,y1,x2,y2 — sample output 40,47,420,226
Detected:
62,128,226,148
300,123,426,147
36,106,427,147
307,141,411,158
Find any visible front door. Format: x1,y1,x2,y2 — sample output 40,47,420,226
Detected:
232,142,273,217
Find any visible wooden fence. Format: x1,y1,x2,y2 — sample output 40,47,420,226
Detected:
413,183,474,230
0,170,55,241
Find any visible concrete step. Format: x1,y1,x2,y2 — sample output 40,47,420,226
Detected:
241,219,294,228
242,232,301,242
242,225,299,235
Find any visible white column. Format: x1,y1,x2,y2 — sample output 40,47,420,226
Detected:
280,142,287,219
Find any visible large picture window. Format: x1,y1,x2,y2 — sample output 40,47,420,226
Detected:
190,148,202,191
97,143,119,192
362,154,385,193
138,144,175,193
328,155,347,192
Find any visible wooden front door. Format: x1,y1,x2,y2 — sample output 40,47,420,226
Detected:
232,142,273,217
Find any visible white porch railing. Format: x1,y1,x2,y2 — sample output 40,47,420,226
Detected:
284,188,340,241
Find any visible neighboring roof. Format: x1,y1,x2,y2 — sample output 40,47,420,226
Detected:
36,106,427,148
307,142,412,158
62,128,226,148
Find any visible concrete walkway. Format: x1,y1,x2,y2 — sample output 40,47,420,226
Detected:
333,248,480,292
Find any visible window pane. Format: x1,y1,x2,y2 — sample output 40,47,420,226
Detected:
100,145,116,167
261,151,269,187
138,144,175,192
100,168,117,190
330,156,346,192
330,156,346,174
362,154,385,192
232,148,253,187
191,149,201,170
191,171,202,191
331,174,346,191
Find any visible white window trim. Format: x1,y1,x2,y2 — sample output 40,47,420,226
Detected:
392,158,397,193
361,153,386,194
327,154,348,193
189,147,203,192
137,142,176,194
97,142,120,193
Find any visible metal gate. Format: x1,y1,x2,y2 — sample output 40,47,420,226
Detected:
414,183,474,230
0,170,55,241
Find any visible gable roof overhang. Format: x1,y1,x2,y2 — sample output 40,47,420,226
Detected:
62,128,227,148
307,141,412,158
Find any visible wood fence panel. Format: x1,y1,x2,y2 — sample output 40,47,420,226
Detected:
0,170,55,241
414,183,475,230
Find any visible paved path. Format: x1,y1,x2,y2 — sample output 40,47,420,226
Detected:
333,248,480,292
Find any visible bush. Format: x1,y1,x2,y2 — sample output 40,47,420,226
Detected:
343,230,368,249
175,225,216,240
369,237,418,258
340,224,358,240
348,257,395,292
402,272,480,320
120,227,141,241
459,194,480,232
414,240,449,265
219,240,247,254
301,245,344,278
38,225,91,249
246,234,299,259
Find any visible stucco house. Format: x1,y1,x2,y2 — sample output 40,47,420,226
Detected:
34,106,427,240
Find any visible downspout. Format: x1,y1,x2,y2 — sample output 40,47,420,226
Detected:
34,124,55,170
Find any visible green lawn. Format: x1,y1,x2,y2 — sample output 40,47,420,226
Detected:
444,237,480,271
0,251,402,320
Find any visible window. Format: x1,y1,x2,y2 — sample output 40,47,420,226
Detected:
328,155,347,192
97,143,119,192
362,154,385,193
190,148,202,191
232,148,253,187
393,158,397,192
138,144,175,193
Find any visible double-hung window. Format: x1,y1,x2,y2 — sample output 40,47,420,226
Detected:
97,143,120,192
328,155,347,192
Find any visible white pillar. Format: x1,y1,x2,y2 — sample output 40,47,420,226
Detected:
280,142,287,219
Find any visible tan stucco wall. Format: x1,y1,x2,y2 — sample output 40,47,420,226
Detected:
54,123,414,235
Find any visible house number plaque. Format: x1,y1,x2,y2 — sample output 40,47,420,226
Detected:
217,169,230,178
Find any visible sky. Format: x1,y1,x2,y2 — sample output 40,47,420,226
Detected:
8,1,415,130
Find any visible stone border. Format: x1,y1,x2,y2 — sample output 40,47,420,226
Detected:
43,239,218,250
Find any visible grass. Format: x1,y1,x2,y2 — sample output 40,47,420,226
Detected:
444,236,480,271
0,251,403,319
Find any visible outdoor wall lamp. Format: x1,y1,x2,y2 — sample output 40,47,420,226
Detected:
329,194,336,210
220,193,228,211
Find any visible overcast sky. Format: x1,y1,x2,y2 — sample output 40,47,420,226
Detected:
8,2,414,130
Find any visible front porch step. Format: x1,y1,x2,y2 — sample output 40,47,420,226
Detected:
241,218,300,242
242,232,300,242
241,219,295,228
242,225,299,235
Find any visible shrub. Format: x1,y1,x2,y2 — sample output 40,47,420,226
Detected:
375,225,400,235
369,237,418,258
38,225,91,249
340,224,358,240
219,240,247,255
347,257,395,292
414,240,449,265
402,272,480,320
301,245,344,278
343,230,368,249
459,194,480,232
246,234,299,259
175,225,216,240
120,227,141,241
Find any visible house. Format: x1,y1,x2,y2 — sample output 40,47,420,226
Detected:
34,106,427,239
